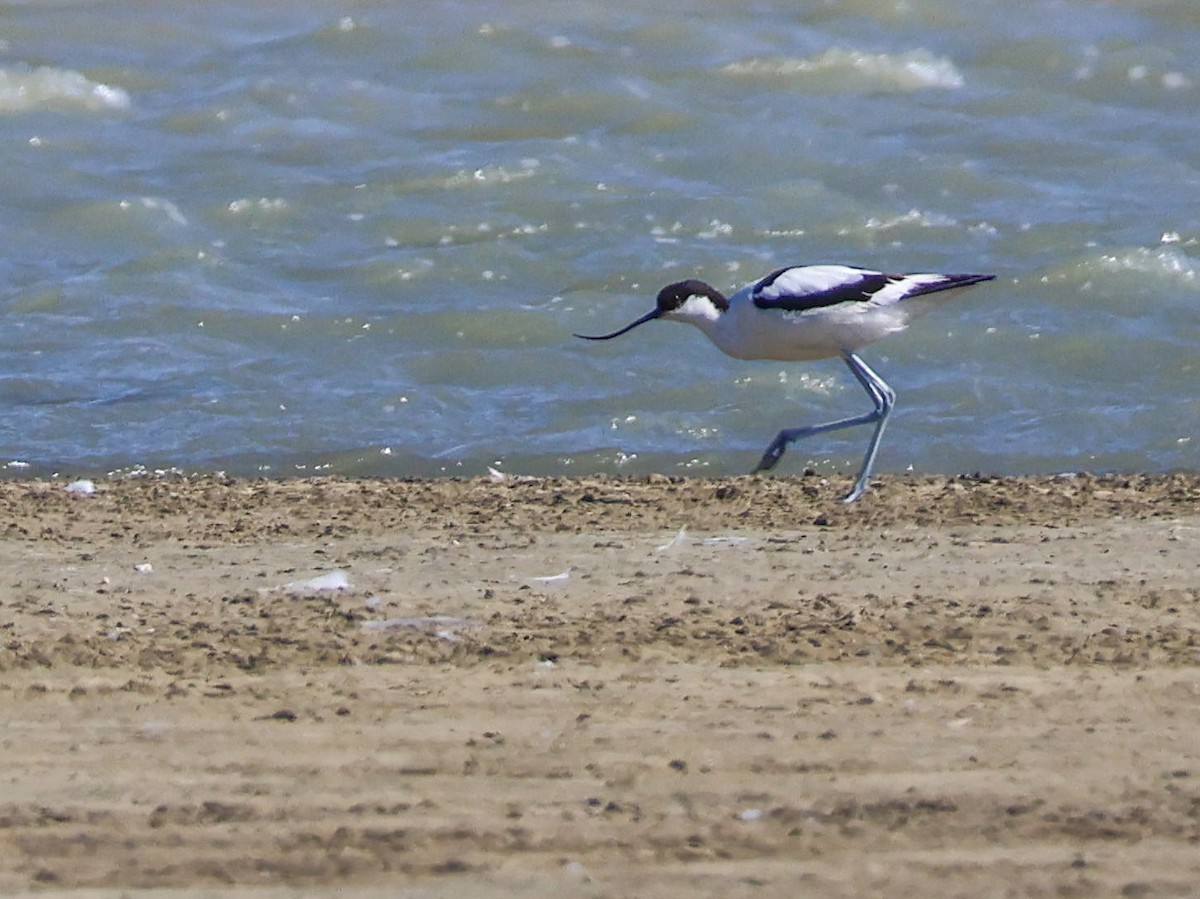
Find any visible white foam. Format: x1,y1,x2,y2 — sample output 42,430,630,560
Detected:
0,65,131,114
227,197,289,215
1096,247,1199,285
120,196,188,226
723,48,965,92
863,208,960,232
438,159,540,189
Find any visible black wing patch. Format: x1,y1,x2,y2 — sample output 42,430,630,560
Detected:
751,266,892,313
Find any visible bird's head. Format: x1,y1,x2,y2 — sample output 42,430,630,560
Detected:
574,279,728,341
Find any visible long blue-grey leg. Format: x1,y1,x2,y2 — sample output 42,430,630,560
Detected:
840,353,896,502
752,351,896,503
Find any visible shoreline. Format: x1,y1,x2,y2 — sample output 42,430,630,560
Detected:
2,473,1198,895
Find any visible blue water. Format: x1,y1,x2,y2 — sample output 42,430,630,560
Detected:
0,1,1197,480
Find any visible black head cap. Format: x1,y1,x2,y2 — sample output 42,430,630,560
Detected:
656,279,728,313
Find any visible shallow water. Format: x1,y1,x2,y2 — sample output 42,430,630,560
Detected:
1,1,1197,480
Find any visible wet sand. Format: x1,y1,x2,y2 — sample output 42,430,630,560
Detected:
2,472,1199,897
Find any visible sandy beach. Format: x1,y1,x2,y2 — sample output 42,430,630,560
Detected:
2,472,1199,897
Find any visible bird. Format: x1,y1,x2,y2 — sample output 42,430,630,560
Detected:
574,264,995,502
